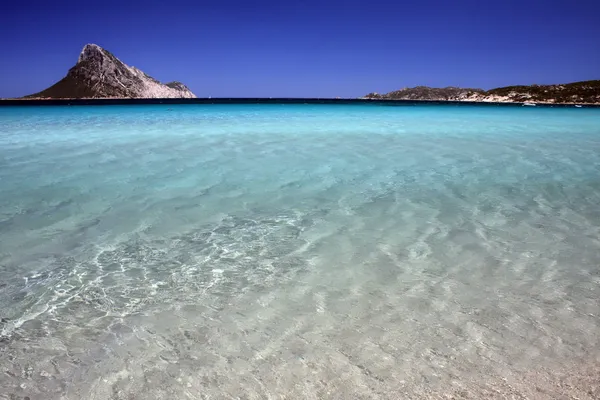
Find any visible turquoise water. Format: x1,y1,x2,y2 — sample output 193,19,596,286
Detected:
1,104,600,399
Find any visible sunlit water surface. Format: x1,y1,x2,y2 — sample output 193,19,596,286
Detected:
1,104,600,399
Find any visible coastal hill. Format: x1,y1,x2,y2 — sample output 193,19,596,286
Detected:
25,44,196,99
364,80,600,104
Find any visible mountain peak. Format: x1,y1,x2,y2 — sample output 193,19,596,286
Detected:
25,44,196,99
78,43,106,64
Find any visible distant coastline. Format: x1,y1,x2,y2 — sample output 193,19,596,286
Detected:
363,80,600,105
1,97,599,107
5,44,597,106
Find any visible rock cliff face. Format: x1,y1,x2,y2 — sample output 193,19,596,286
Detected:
365,81,600,104
25,44,196,99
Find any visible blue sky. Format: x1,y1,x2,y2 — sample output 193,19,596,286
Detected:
1,0,599,98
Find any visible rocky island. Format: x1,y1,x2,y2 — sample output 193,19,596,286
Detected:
24,44,196,99
364,80,600,104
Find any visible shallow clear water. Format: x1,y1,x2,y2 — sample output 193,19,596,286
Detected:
1,104,600,399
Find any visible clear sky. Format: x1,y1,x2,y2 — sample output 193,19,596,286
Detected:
1,0,599,98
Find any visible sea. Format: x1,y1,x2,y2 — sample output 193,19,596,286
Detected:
1,103,599,399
